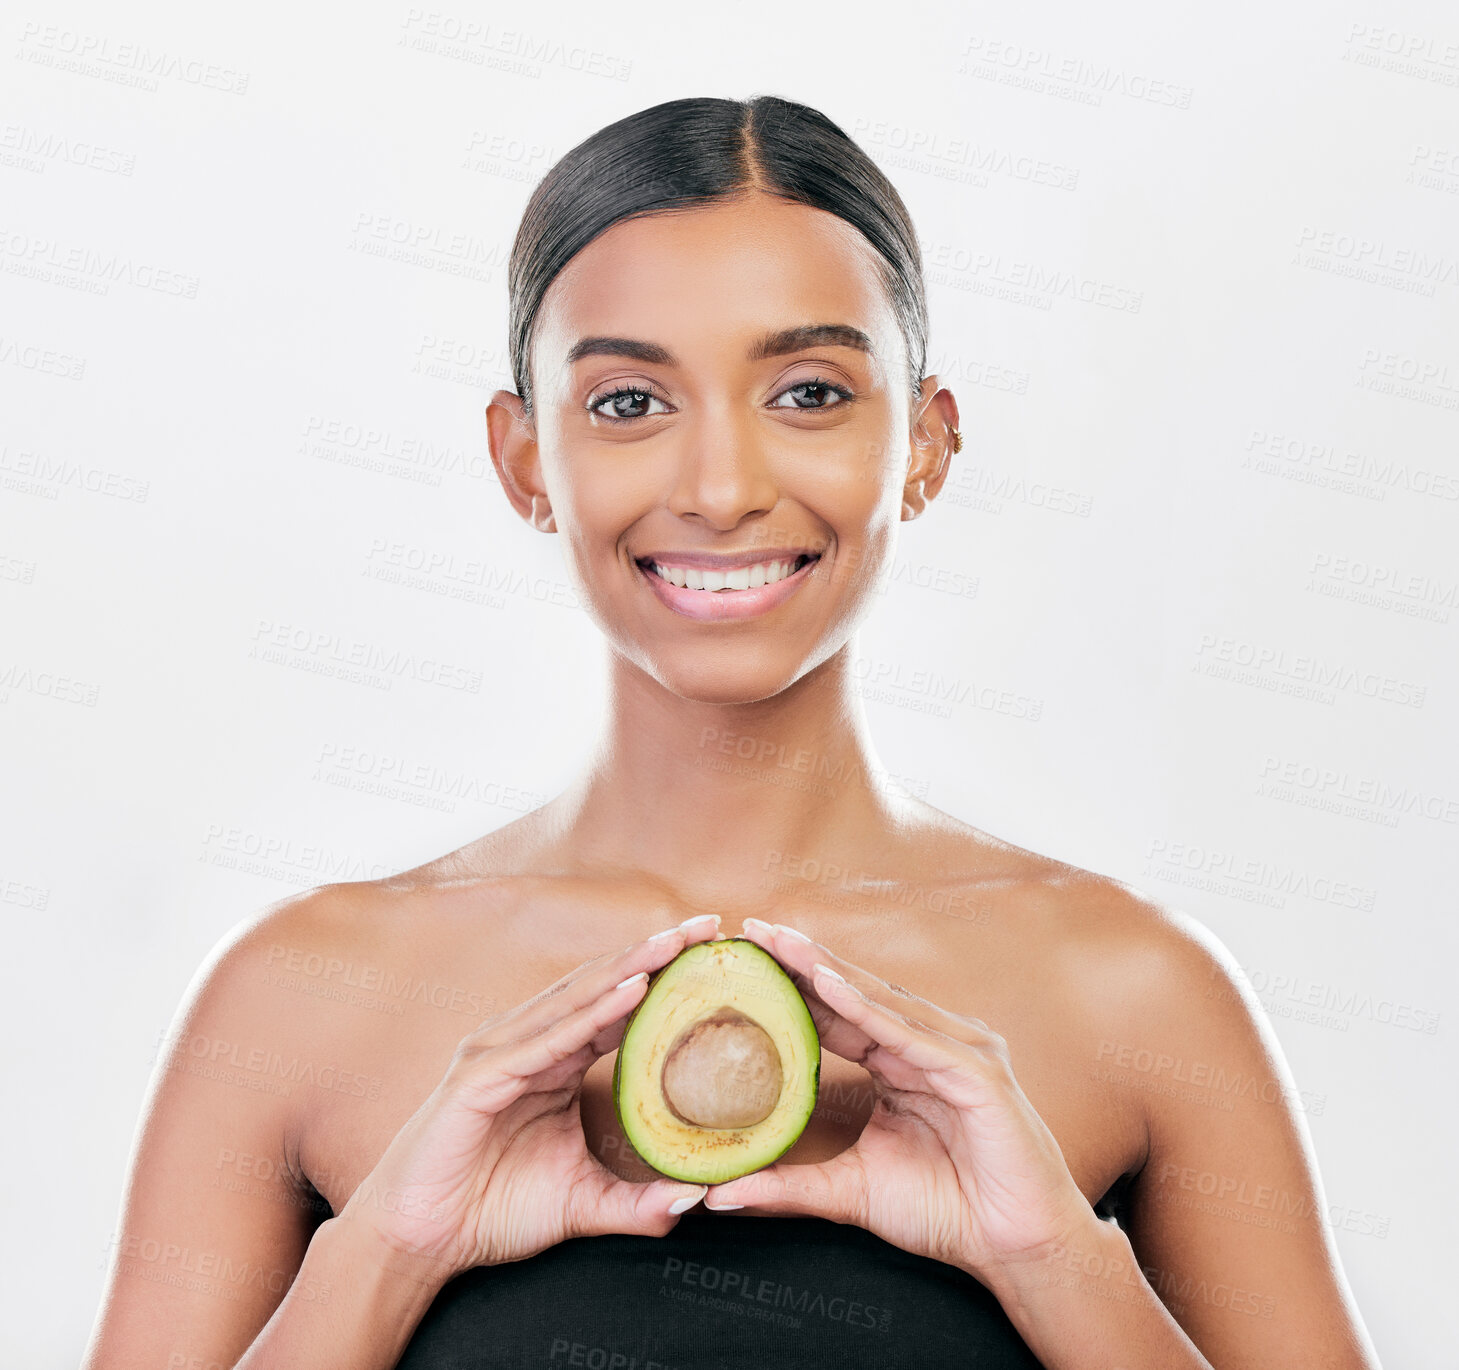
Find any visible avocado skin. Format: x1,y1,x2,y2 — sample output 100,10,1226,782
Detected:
610,936,821,1184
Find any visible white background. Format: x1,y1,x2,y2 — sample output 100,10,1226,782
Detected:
3,2,1455,1364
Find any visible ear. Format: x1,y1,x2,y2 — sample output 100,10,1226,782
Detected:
486,390,556,533
901,376,960,521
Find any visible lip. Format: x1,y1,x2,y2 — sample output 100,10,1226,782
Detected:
637,553,821,621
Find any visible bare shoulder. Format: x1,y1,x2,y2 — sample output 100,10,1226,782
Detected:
203,875,407,971
924,807,1270,1064
964,832,1299,1131
1037,863,1267,1053
176,881,405,1049
1032,858,1245,990
176,869,511,1058
132,880,412,1221
924,798,1236,971
199,863,532,1001
949,855,1380,1362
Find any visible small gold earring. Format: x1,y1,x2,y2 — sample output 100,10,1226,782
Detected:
951,427,963,454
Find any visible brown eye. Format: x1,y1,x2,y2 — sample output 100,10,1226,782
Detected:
770,378,854,410
588,386,671,422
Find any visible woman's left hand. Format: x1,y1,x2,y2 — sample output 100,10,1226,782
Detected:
701,921,1099,1286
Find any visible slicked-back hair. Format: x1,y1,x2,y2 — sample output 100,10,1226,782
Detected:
506,94,928,419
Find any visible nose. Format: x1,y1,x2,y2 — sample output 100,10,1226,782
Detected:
665,409,779,530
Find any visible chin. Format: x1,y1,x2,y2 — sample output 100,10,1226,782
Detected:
655,659,805,706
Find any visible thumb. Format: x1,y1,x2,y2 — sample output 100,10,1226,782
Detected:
703,1160,854,1222
574,1175,709,1239
655,1180,710,1218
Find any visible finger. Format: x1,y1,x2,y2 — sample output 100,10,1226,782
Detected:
733,922,882,1061
450,969,666,1112
484,1013,637,1105
569,1166,711,1240
702,1151,866,1227
769,957,878,1063
746,920,984,1044
509,1043,598,1100
470,913,723,1046
801,964,1006,1111
735,927,948,1095
744,951,948,1098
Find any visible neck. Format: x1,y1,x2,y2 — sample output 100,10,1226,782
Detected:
539,637,917,916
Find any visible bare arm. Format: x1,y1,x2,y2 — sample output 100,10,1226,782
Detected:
80,890,450,1370
1123,908,1381,1367
82,889,718,1368
231,1213,449,1369
989,890,1384,1369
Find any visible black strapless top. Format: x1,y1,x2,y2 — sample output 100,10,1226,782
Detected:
393,1206,1047,1369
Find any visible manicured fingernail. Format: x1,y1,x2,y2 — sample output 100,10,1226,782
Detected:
813,962,847,988
679,913,721,930
743,917,773,935
648,928,678,941
774,923,813,943
668,1185,708,1214
615,971,648,990
705,1199,744,1210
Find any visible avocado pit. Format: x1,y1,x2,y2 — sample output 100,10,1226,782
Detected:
660,1007,783,1129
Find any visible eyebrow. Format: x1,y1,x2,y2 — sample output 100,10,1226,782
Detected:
565,322,874,368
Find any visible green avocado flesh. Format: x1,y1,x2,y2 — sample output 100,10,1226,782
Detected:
612,936,821,1185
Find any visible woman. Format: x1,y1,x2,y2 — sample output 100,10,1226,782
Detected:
82,95,1383,1369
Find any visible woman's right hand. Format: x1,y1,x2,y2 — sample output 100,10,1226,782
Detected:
332,913,724,1282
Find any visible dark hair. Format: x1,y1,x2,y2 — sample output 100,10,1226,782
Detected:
506,94,928,419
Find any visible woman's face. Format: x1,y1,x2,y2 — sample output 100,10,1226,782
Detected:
490,190,951,704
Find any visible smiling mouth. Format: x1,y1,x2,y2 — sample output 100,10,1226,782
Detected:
636,553,820,592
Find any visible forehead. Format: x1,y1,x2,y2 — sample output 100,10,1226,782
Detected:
531,193,900,376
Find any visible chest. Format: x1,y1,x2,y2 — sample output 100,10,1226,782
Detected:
295,913,1140,1221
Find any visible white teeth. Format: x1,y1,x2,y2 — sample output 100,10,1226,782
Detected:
651,557,809,591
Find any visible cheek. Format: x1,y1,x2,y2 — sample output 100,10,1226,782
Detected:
540,439,650,548
807,445,905,593
816,440,905,536
550,473,664,605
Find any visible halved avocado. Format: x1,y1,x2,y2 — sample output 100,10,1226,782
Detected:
612,936,821,1185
